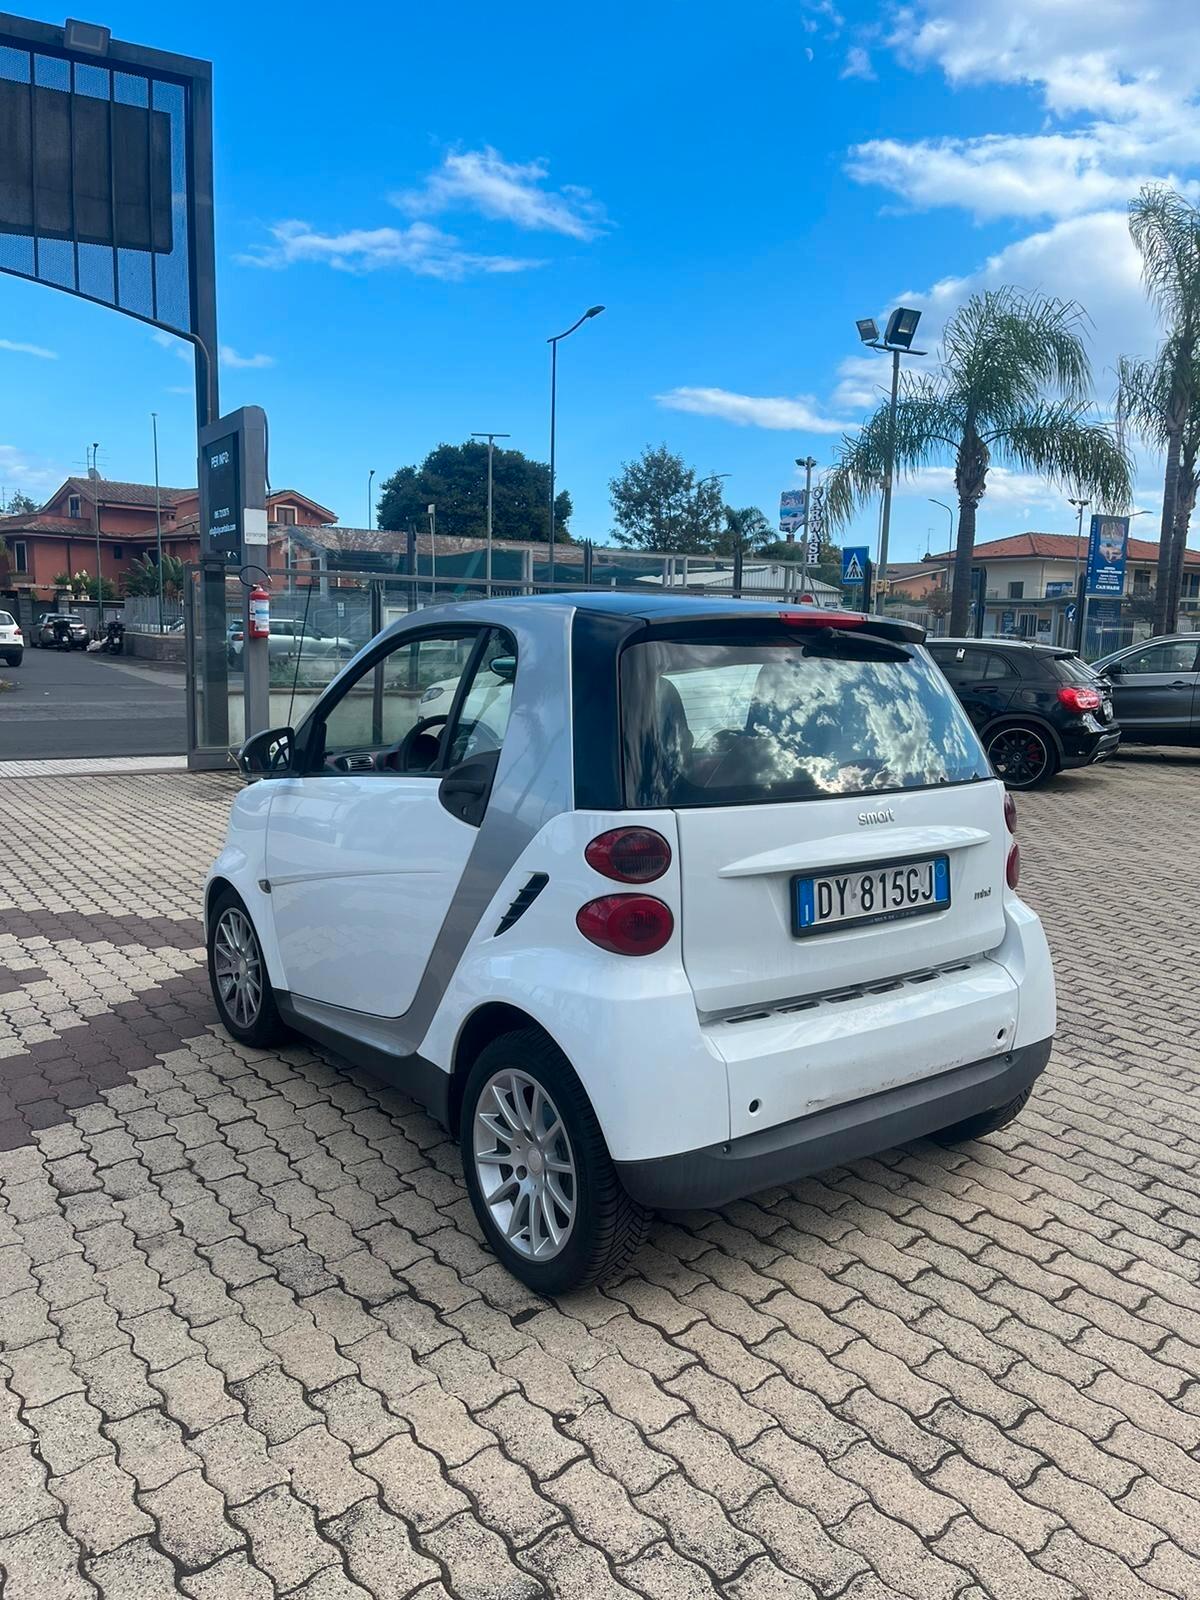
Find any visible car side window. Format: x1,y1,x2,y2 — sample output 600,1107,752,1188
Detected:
947,649,990,681
1121,641,1200,675
445,629,518,767
312,631,479,774
983,653,1021,681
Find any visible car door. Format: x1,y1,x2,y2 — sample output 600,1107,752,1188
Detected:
263,624,517,1018
1105,639,1200,740
928,646,1016,732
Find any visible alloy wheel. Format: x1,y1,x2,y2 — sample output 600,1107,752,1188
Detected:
988,727,1049,787
213,907,264,1030
472,1069,577,1261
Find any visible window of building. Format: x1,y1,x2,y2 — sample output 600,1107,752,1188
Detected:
1007,581,1024,599
111,544,123,560
276,505,298,526
12,540,28,573
68,494,82,518
1132,568,1151,596
1183,572,1200,600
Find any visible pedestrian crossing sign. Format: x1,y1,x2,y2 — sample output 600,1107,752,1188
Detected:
842,546,869,584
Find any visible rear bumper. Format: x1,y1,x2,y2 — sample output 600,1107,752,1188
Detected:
616,1034,1052,1210
1061,726,1120,769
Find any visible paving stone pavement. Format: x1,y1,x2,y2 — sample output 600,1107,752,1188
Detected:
0,760,1199,1599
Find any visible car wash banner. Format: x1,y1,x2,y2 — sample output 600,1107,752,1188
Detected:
779,490,806,534
1086,514,1128,597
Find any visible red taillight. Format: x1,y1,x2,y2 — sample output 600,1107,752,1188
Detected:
1004,793,1017,834
585,828,671,883
576,895,674,956
780,610,864,628
1006,842,1021,890
1056,685,1101,714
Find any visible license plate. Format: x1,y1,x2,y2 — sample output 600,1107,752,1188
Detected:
793,854,950,937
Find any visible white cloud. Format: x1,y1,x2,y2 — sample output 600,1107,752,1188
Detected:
896,464,1063,513
152,329,191,364
848,131,1196,222
165,385,193,396
896,211,1156,378
0,337,57,360
0,444,63,496
841,47,876,81
221,346,275,370
394,147,608,241
655,386,850,434
831,355,889,412
238,220,543,279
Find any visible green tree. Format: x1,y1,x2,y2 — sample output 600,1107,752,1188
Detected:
376,441,571,542
825,289,1131,635
1118,347,1200,625
719,505,775,556
124,552,187,599
609,446,727,553
78,572,117,601
1127,185,1200,633
1,491,36,514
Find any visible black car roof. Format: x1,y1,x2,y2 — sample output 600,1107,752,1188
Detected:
516,591,902,625
930,636,1075,657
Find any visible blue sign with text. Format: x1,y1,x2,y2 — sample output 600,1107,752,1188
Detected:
1086,514,1128,597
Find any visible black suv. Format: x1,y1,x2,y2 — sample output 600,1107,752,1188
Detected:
926,638,1120,789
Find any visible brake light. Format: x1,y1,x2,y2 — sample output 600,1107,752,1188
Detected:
1006,842,1021,890
576,895,674,956
1004,793,1017,834
585,828,671,883
780,610,864,628
1056,685,1101,714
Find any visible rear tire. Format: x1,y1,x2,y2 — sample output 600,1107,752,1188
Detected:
934,1086,1032,1144
460,1028,650,1294
3,652,20,667
207,889,288,1048
986,724,1058,790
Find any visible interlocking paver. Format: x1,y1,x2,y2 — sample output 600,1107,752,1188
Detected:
3,763,1200,1600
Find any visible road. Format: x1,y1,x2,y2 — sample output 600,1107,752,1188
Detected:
0,640,186,758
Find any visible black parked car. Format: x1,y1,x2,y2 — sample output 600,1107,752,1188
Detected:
927,638,1120,789
1092,635,1200,746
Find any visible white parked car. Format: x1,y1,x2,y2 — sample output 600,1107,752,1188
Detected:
0,609,23,666
205,596,1056,1291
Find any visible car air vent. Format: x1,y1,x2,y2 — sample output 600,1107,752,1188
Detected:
340,753,375,773
495,873,549,936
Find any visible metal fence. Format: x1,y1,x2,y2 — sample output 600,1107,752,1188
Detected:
123,595,186,633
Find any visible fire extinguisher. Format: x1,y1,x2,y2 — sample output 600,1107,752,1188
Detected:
249,584,270,640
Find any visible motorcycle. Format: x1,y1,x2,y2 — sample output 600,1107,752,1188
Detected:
51,616,86,651
100,618,125,655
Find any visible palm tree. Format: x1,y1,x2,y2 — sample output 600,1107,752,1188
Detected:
825,289,1131,635
1127,185,1200,634
1118,348,1200,621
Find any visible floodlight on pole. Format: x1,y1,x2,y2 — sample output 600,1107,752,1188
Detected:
854,307,926,609
548,305,605,588
64,18,110,54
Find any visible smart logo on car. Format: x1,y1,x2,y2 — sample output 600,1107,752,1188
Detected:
858,808,896,825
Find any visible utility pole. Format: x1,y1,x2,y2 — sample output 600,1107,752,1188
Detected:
547,306,605,589
854,309,924,612
152,414,164,633
1068,497,1089,649
472,432,510,597
427,504,436,596
796,456,817,599
90,441,102,634
368,469,375,532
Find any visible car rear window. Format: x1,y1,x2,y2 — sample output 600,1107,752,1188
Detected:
621,631,990,807
0,612,14,626
1042,653,1101,686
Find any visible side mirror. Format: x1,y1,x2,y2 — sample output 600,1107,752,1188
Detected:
488,654,517,683
238,726,295,778
1103,662,1121,679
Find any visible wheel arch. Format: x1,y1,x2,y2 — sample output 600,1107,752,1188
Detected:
449,1002,557,1137
980,712,1065,758
205,874,237,933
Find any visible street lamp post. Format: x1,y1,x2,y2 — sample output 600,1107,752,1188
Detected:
368,469,375,532
472,432,511,597
548,305,604,589
1068,497,1089,647
427,503,436,595
929,496,955,610
152,415,164,633
90,441,102,634
856,309,925,611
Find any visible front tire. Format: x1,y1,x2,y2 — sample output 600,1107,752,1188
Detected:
935,1086,1032,1144
460,1028,649,1294
986,724,1058,790
207,890,288,1047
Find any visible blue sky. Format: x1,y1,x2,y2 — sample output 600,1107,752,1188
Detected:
1,0,1196,558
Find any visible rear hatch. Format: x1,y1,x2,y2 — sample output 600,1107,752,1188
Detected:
620,613,1007,1015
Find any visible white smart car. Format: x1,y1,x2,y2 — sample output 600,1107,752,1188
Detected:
206,595,1055,1291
